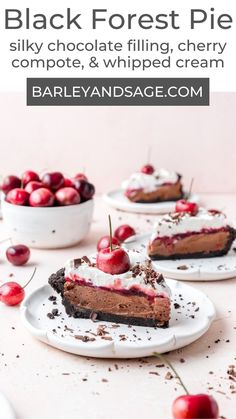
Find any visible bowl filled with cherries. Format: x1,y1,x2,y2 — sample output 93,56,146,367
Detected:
1,170,95,249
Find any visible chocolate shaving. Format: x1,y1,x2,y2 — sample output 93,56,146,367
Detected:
131,260,164,289
74,258,82,268
74,335,96,343
96,325,108,337
82,256,91,265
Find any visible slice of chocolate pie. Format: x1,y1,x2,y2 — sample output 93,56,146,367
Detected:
49,251,171,328
148,208,235,260
122,167,183,203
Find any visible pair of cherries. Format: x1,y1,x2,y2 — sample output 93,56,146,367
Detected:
0,243,31,306
96,222,136,275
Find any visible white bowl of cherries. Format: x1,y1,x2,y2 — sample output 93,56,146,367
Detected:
1,171,95,249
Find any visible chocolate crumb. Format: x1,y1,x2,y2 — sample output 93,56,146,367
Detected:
165,371,173,380
48,296,57,301
177,265,189,270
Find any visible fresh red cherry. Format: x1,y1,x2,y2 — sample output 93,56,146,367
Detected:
74,173,88,181
73,180,95,201
1,175,21,194
175,200,199,216
22,170,40,186
25,181,44,194
0,268,36,306
55,187,81,206
0,282,25,306
6,188,29,206
97,235,120,251
114,225,136,242
6,244,30,266
172,394,219,419
29,188,54,207
97,247,130,275
140,164,155,175
64,177,74,187
41,172,64,191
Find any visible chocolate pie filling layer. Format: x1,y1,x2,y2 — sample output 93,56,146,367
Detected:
148,228,235,260
127,179,183,203
49,268,170,328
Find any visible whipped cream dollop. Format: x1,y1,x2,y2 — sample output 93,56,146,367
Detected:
64,250,170,298
151,208,229,240
122,168,179,193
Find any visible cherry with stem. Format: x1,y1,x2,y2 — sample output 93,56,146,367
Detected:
187,178,194,200
0,267,37,306
108,214,113,252
153,352,219,419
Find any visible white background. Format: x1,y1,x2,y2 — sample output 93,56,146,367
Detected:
0,0,235,92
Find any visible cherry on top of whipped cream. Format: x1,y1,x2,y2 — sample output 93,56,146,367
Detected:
175,199,199,216
96,215,130,275
140,164,155,175
96,247,130,275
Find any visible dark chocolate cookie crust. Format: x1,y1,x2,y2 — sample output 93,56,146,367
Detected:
48,268,169,328
149,227,236,261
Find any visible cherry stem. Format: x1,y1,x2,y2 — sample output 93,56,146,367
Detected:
188,178,194,199
108,215,113,252
147,146,152,164
153,352,189,395
23,267,37,289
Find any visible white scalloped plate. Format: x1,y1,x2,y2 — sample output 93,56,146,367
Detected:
103,190,199,215
124,233,236,281
20,281,215,359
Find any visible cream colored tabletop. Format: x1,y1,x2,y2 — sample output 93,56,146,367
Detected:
0,195,235,419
